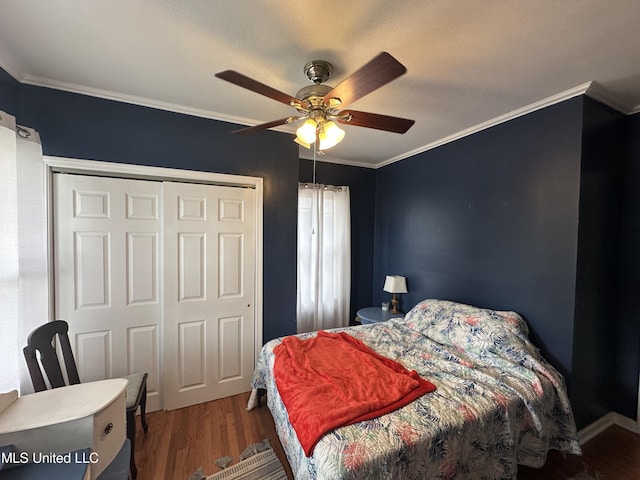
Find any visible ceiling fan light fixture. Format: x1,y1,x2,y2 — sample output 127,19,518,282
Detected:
296,118,317,145
294,136,311,149
318,121,345,150
216,53,414,146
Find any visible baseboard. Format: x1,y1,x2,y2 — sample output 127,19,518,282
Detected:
578,411,640,444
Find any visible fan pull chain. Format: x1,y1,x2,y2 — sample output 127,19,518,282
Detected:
312,145,316,235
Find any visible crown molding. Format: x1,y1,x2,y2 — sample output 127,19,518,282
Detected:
374,82,638,168
19,73,281,132
585,82,640,115
298,152,377,169
0,49,26,82
6,68,639,168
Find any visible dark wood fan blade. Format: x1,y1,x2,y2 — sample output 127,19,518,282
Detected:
323,52,407,108
216,70,301,107
232,117,300,135
338,110,415,134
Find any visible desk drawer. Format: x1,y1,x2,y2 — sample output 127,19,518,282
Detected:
91,389,126,478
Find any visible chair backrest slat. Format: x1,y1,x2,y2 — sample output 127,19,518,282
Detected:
23,320,81,391
22,345,48,392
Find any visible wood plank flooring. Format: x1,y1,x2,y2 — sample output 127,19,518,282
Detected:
133,391,293,480
134,392,640,479
518,424,640,479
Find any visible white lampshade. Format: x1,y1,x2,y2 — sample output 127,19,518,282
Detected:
296,118,317,145
318,121,345,150
294,136,311,149
383,275,408,294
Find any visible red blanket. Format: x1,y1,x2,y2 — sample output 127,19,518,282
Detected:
273,331,436,456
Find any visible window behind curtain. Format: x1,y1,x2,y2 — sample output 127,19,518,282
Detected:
297,184,350,333
0,111,48,394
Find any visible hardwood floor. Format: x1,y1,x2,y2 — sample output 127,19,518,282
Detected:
518,424,640,479
134,391,293,480
134,392,639,480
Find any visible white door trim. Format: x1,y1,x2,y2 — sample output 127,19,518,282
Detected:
43,155,264,364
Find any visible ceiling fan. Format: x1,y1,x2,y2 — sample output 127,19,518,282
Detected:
215,52,415,152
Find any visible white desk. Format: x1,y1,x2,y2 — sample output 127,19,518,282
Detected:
0,379,127,479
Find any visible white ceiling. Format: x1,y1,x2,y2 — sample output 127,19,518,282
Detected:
1,0,639,168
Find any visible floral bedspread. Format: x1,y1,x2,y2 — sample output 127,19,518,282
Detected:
250,299,581,479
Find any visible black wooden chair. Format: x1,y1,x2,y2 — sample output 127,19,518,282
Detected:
23,320,148,479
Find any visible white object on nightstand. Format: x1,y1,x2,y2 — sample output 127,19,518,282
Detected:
357,307,404,324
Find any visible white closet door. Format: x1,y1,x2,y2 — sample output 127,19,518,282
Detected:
163,181,255,410
53,173,162,412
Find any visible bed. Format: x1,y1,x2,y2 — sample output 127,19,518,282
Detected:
248,299,581,479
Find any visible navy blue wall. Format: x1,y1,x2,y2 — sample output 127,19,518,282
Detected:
374,99,584,383
373,96,638,429
571,98,625,426
299,159,376,321
2,80,300,343
617,112,640,420
0,68,19,113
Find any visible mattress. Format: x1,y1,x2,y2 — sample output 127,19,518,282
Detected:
249,299,581,479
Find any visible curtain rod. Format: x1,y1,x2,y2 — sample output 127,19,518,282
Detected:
17,126,31,138
299,182,343,191
0,113,32,138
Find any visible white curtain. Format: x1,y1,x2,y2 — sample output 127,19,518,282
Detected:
297,183,351,333
0,110,48,394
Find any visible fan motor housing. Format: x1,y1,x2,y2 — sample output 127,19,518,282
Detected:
295,84,332,105
303,60,332,84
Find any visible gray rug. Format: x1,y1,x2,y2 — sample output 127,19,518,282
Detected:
205,448,287,480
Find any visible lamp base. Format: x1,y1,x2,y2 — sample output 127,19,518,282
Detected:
390,294,401,314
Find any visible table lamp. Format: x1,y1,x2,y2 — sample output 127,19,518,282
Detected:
383,275,408,314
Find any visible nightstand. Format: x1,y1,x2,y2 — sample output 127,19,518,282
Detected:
356,307,404,324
